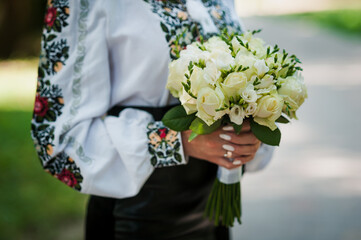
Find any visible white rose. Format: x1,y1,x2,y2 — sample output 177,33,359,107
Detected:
203,60,221,86
229,105,245,125
189,66,210,96
235,53,257,79
235,51,256,67
241,86,257,103
253,59,269,77
256,85,277,95
180,44,210,62
245,102,257,116
220,72,248,98
249,37,267,58
231,32,266,58
254,94,284,130
167,58,190,97
257,74,274,89
278,75,307,114
179,88,197,115
266,53,293,79
209,49,235,70
196,87,226,126
204,36,231,53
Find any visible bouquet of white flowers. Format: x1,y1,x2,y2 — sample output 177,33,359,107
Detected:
162,29,307,226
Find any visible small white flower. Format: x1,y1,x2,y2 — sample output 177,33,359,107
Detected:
241,87,258,103
229,105,245,125
245,102,257,116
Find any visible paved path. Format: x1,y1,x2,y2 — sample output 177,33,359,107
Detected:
231,17,361,240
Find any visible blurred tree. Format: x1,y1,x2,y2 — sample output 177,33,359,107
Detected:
0,0,46,59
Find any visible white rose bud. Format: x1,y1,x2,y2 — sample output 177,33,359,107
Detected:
196,87,226,126
254,59,269,77
189,66,210,96
204,36,231,53
254,94,284,130
209,49,235,70
257,74,274,89
220,72,248,98
203,60,221,86
180,44,210,62
248,37,267,58
229,105,245,125
179,88,197,115
167,58,189,97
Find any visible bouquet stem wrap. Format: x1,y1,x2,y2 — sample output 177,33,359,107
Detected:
205,166,242,227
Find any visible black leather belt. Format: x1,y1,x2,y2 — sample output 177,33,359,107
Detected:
107,104,179,121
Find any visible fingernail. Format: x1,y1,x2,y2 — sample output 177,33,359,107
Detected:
219,134,231,141
222,126,234,131
233,160,242,165
222,144,235,152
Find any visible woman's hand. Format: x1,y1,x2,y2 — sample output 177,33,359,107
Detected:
181,121,261,169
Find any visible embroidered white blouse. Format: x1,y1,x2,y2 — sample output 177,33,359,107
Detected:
31,0,274,198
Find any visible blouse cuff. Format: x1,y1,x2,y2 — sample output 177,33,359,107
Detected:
147,121,187,168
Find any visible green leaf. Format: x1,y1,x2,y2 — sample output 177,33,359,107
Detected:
190,118,221,135
232,123,243,135
250,119,281,146
188,131,198,141
162,105,196,131
276,115,290,124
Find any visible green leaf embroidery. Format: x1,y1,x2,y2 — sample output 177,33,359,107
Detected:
150,157,157,167
174,152,182,163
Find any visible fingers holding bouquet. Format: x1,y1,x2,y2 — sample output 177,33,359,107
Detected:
181,121,261,169
220,121,261,165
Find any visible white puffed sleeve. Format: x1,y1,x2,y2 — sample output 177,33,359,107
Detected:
31,0,186,199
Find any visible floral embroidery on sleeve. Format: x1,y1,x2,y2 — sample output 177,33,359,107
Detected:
147,122,185,168
31,0,84,191
143,0,243,59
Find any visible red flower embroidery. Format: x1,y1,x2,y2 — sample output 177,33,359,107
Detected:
56,168,78,188
44,7,57,27
159,128,167,139
34,94,49,117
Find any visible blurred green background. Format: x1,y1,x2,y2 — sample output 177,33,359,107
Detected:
0,0,360,239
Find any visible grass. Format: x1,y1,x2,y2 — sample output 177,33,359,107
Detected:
0,59,87,240
284,9,361,36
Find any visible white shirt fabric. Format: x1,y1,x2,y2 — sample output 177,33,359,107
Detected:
31,0,274,199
